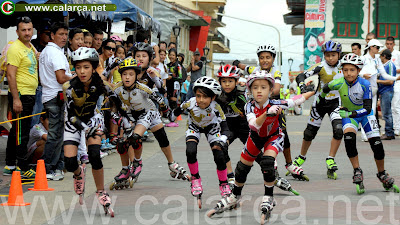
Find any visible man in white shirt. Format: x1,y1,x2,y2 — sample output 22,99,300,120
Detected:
385,36,400,136
39,22,73,180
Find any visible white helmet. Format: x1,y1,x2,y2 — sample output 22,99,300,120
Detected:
256,44,276,56
72,47,99,67
246,70,275,89
340,53,363,69
193,77,222,96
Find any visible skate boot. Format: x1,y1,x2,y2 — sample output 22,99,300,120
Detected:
191,177,203,209
207,193,240,218
275,176,299,195
219,182,232,197
168,161,190,181
96,191,114,217
130,159,142,183
377,170,400,193
326,158,338,180
73,165,86,205
285,161,309,181
228,177,235,190
109,168,133,190
260,195,276,224
353,167,365,194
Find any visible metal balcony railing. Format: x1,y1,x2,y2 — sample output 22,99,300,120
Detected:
209,31,230,49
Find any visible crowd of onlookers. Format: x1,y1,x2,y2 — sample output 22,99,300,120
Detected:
0,16,207,180
350,33,400,141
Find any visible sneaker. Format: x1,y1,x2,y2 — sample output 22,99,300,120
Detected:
101,139,107,150
100,151,108,159
3,166,21,176
165,122,179,127
53,169,64,181
381,134,395,140
21,169,36,179
46,171,56,180
80,154,89,164
395,130,400,136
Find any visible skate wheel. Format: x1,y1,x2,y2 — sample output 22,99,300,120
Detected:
109,183,115,191
302,175,310,181
393,185,400,193
285,171,290,176
260,212,270,225
110,208,114,217
207,209,216,218
197,198,202,209
170,171,177,179
129,179,134,188
79,194,84,205
290,188,300,196
356,184,365,195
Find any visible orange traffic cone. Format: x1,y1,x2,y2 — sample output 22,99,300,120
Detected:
28,160,54,191
177,115,182,121
1,171,30,206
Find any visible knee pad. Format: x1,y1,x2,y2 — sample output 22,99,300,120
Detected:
260,155,276,182
332,120,343,140
368,137,385,160
153,128,170,148
88,144,103,170
212,148,226,171
222,147,230,163
235,161,252,183
303,124,319,141
128,133,142,150
117,139,128,155
186,140,198,164
64,156,79,172
169,100,177,109
344,132,358,158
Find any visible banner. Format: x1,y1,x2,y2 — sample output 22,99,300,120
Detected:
304,0,326,70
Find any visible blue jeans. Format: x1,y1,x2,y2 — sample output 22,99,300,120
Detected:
30,86,43,128
186,83,194,101
380,90,394,136
42,97,64,173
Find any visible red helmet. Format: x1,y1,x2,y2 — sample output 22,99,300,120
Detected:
217,64,240,79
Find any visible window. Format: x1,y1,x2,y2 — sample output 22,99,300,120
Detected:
375,0,400,39
332,0,363,38
377,23,398,38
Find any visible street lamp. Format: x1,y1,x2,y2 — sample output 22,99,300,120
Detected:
172,23,181,51
203,46,210,76
288,58,293,71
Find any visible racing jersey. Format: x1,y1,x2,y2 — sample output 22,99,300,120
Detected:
180,98,225,128
321,76,372,118
246,96,305,137
63,74,114,130
296,61,342,100
113,81,168,119
138,67,165,94
216,88,249,132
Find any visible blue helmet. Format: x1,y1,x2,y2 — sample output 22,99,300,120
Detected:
322,41,342,53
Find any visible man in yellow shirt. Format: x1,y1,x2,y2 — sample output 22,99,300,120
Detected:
4,17,38,178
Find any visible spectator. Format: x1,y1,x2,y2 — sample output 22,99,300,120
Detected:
166,48,182,127
186,50,203,100
82,29,93,48
237,77,247,91
178,53,187,81
364,32,376,55
92,29,104,53
378,49,396,140
125,35,134,50
110,35,123,46
181,76,190,104
159,41,167,51
384,36,400,136
4,16,38,178
287,75,297,91
27,111,49,164
360,39,399,141
351,43,362,56
67,28,84,72
39,21,72,180
31,21,51,128
137,32,150,43
98,39,117,81
168,42,176,50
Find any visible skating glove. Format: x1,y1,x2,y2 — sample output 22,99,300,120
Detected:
299,82,315,94
339,108,356,118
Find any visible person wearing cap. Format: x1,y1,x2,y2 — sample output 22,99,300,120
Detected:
384,36,400,136
360,39,400,141
377,49,396,140
186,50,203,100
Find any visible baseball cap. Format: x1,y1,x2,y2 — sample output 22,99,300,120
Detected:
194,50,200,56
365,39,383,49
